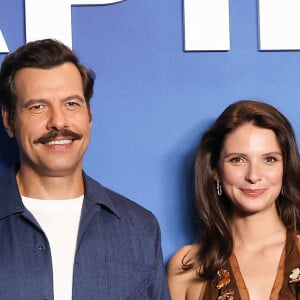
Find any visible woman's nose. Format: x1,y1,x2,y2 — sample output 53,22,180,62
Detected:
245,163,262,183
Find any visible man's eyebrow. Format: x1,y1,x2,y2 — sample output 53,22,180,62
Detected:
63,95,85,102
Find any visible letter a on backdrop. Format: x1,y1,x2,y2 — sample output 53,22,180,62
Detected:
25,0,124,48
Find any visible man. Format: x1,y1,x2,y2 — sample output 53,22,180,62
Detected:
0,39,170,300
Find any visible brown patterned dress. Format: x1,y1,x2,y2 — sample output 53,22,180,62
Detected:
199,231,300,300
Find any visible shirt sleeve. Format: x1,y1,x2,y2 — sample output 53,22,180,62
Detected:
150,218,171,300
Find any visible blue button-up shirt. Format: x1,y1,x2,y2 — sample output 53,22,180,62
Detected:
0,167,170,299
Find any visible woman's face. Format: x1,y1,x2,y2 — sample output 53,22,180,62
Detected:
216,123,283,216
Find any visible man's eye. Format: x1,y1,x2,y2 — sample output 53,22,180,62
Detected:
29,104,46,112
66,102,80,109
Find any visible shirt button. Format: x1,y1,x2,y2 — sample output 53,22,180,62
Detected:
38,245,46,251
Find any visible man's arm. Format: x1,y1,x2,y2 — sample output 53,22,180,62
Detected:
150,219,171,299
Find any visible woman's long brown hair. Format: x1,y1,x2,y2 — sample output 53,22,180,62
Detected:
183,100,300,280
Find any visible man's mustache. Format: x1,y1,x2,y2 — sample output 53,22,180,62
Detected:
33,129,83,144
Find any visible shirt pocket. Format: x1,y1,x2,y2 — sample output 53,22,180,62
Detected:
105,260,155,299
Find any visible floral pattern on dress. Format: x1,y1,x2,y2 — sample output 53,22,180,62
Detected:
289,267,300,299
214,268,235,300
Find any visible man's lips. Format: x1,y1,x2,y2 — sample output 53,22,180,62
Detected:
47,139,73,146
33,129,82,144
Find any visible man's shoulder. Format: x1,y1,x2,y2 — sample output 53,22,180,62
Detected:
103,184,155,216
0,167,19,197
83,173,158,225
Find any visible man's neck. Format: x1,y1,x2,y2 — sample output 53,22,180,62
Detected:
16,166,85,200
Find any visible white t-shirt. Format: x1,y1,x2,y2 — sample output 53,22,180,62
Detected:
22,196,84,300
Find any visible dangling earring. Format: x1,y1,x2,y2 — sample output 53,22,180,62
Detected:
217,180,222,196
281,186,285,196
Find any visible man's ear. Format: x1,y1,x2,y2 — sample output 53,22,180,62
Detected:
88,107,92,124
89,110,92,128
1,106,14,138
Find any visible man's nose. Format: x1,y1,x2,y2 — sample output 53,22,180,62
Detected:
46,107,68,130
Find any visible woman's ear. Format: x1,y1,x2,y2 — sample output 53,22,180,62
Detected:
1,106,14,138
213,170,219,182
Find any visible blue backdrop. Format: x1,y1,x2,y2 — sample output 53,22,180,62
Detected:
1,0,300,264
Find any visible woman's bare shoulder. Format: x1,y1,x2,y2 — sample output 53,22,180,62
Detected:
167,244,199,273
167,244,204,300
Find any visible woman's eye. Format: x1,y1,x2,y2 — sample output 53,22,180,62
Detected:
264,156,277,163
229,157,244,163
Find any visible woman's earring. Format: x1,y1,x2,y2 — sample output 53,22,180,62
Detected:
217,180,222,196
281,186,285,196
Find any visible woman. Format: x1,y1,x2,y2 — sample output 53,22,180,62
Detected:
167,100,300,300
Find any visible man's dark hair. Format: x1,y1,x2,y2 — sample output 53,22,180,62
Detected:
0,38,95,127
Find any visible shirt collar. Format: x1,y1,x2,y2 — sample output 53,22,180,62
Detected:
0,167,121,219
82,171,121,219
0,166,24,219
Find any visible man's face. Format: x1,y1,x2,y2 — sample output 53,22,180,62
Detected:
2,62,92,177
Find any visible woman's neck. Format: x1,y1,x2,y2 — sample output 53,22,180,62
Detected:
231,210,286,250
